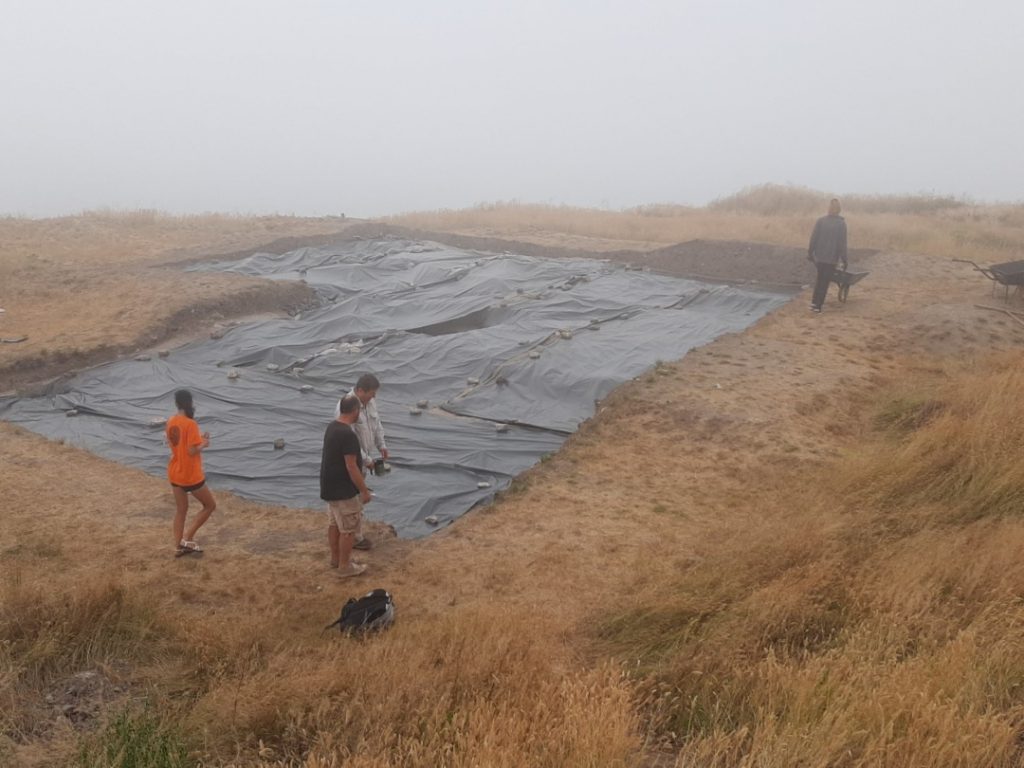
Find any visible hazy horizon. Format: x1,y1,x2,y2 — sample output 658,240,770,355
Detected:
2,0,1021,218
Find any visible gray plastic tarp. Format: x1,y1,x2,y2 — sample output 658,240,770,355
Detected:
0,238,791,536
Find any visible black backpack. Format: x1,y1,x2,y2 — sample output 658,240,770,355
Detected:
325,588,395,635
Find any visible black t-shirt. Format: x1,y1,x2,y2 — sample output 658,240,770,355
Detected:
320,421,363,501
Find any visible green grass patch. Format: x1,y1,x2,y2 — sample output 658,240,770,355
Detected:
79,710,192,768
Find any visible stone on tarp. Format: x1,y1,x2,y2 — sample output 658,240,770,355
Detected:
273,438,286,450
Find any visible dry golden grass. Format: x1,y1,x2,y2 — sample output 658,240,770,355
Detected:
590,354,1024,767
0,211,350,388
1,579,640,766
389,186,1024,268
8,190,1024,765
9,354,1024,765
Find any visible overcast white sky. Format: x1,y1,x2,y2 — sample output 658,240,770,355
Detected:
1,0,1021,217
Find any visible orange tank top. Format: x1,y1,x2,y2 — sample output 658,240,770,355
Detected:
166,413,205,486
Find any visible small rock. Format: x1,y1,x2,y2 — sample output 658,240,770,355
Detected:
528,350,541,359
558,329,573,340
409,407,422,416
227,370,240,380
210,329,225,340
417,399,429,409
425,515,439,526
477,481,491,489
148,417,166,429
66,409,79,417
299,384,313,393
157,350,170,358
467,377,480,386
134,354,151,362
273,438,286,450
292,367,304,375
495,423,509,433
266,363,280,372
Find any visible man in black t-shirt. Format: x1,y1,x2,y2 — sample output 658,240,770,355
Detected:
320,394,373,577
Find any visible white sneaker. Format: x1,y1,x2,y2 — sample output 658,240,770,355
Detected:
336,562,367,578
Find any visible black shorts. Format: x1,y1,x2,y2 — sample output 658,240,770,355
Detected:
171,480,206,494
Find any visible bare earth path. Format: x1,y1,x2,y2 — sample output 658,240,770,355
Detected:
2,223,1020,762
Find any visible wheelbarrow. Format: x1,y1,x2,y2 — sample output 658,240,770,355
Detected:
831,268,870,303
953,259,1024,301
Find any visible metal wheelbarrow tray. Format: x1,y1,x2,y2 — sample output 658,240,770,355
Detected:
953,258,1024,299
830,268,869,302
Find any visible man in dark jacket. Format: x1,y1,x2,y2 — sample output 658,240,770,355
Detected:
807,198,848,313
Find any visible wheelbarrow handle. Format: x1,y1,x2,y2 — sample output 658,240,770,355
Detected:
952,258,996,280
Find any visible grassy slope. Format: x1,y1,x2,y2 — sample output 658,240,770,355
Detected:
4,188,1024,766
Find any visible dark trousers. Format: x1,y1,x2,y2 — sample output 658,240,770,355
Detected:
812,261,836,308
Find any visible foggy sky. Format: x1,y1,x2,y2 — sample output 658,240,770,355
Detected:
2,0,1021,217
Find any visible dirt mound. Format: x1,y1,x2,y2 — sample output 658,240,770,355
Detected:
0,278,315,394
634,239,876,286
334,223,875,287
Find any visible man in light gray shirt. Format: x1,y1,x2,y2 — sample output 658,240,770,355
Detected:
807,198,848,313
332,372,388,549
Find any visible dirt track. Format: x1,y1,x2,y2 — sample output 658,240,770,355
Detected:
2,218,1021,763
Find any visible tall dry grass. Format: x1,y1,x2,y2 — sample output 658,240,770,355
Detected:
590,353,1024,767
1,579,640,765
10,356,1024,765
708,183,968,216
8,191,1024,764
185,608,639,767
389,185,1024,268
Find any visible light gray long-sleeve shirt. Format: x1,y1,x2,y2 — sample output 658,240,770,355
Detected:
333,389,388,461
808,214,848,265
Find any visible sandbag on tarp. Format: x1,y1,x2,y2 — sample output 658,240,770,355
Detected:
0,238,791,536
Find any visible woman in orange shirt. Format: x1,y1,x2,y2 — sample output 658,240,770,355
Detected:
166,389,217,557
